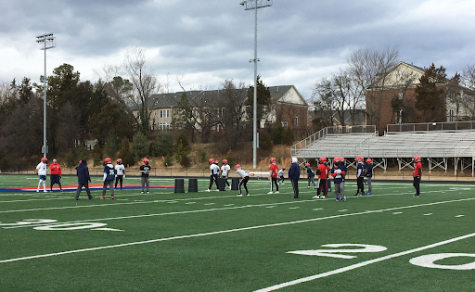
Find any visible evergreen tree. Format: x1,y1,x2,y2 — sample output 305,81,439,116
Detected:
246,75,272,128
131,132,149,162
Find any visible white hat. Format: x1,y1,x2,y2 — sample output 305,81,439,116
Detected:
291,157,298,163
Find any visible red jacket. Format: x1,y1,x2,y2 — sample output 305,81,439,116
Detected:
317,163,330,179
269,163,278,178
413,162,422,177
49,163,62,176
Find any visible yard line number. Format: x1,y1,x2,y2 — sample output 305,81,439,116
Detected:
289,244,475,270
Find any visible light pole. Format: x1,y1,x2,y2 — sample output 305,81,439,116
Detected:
240,0,272,169
36,33,55,158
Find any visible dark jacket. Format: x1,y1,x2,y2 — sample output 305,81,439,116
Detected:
77,162,91,184
365,164,373,178
288,163,300,180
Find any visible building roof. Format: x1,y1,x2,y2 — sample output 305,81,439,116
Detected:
136,85,306,110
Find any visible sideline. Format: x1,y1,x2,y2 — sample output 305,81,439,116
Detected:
1,197,474,263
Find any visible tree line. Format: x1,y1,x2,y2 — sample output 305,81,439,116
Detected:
0,49,296,167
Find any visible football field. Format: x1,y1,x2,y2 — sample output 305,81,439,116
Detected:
0,175,474,291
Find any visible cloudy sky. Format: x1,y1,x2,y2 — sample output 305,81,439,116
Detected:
1,0,475,99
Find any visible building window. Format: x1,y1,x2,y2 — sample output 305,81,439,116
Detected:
398,91,403,99
160,109,170,118
294,116,298,126
281,118,288,128
159,122,170,130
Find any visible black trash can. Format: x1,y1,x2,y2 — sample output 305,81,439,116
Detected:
218,178,227,191
188,178,198,193
174,179,185,193
231,177,239,190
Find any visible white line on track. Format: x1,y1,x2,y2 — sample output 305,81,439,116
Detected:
253,231,475,292
1,197,474,264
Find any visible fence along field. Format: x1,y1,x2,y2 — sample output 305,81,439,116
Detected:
0,175,474,291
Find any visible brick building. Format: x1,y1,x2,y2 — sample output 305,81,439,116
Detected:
366,61,475,135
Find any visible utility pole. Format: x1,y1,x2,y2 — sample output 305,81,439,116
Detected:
36,33,55,158
240,0,272,169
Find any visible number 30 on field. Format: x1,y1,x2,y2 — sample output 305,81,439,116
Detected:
288,244,475,270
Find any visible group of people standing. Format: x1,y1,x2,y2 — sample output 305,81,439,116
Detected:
302,156,373,200
35,154,422,200
75,157,128,200
35,157,63,193
35,157,151,200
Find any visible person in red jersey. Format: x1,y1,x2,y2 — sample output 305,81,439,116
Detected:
49,158,63,192
268,157,279,194
413,156,422,197
314,157,330,199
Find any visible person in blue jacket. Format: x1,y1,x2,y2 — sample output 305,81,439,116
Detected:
288,157,301,199
75,159,93,200
306,163,316,189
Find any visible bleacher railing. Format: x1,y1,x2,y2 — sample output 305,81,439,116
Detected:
293,145,475,159
291,125,376,155
387,121,475,133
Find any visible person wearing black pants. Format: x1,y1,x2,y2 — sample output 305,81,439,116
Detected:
206,159,220,192
355,156,365,196
235,164,250,196
289,157,300,199
75,159,93,200
413,156,422,197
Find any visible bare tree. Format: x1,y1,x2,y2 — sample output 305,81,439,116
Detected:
123,48,161,133
218,80,249,148
349,47,399,130
459,64,475,119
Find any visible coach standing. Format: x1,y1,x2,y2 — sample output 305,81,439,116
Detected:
75,159,93,200
49,159,63,192
289,157,300,199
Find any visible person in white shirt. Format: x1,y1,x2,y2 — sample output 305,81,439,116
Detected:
235,164,250,196
278,167,286,184
114,158,126,190
36,157,48,192
221,159,231,190
205,158,220,192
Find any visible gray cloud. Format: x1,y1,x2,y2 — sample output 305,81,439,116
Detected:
1,0,474,98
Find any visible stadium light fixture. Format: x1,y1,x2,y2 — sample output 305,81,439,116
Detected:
240,0,272,169
36,33,55,158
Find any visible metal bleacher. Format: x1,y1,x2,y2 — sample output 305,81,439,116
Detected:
291,122,475,176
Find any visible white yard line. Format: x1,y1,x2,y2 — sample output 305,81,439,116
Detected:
253,231,475,292
1,197,474,264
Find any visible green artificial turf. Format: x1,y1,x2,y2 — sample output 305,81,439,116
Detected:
0,175,474,291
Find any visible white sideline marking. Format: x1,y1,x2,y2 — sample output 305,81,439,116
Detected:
1,198,474,263
92,228,124,232
254,231,475,292
223,204,234,207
